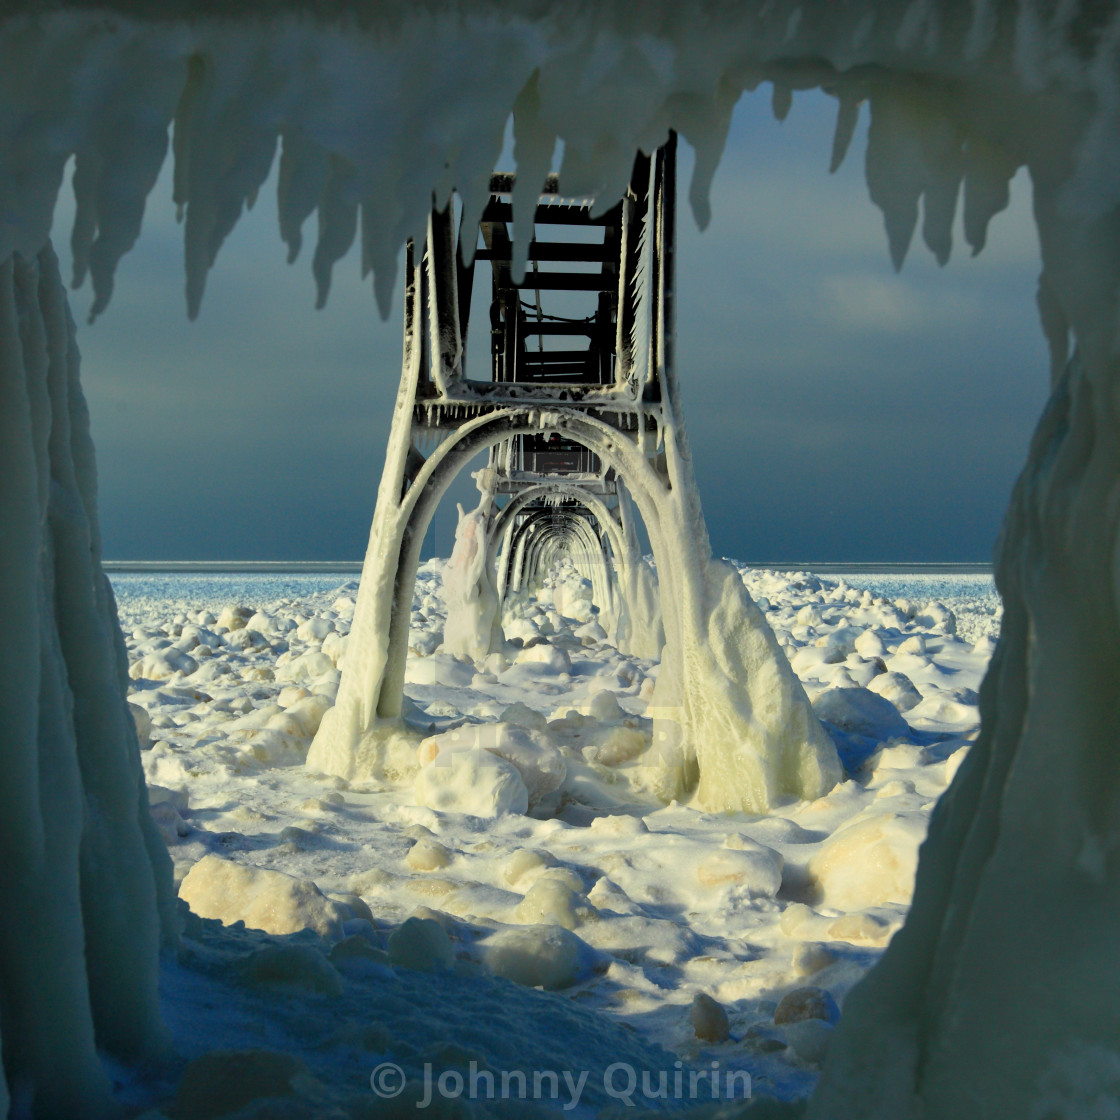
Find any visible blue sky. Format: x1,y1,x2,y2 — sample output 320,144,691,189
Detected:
58,87,1049,563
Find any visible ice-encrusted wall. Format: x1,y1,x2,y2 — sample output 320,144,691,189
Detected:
0,2,1119,1117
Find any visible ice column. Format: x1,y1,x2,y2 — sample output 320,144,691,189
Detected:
442,469,502,662
0,245,174,1120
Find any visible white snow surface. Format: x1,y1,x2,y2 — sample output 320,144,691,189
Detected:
117,561,996,1114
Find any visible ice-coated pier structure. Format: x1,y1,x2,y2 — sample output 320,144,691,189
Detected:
307,139,841,812
1,2,1119,1117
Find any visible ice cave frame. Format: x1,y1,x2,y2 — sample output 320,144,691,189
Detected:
1,2,1119,1118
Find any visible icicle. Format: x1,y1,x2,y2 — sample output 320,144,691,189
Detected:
277,129,330,265
864,89,925,270
771,80,793,122
962,134,1017,255
511,73,555,287
312,158,359,310
829,92,862,173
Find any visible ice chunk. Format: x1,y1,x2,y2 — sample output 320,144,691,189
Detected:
419,722,565,810
866,671,923,713
774,986,840,1025
514,877,597,930
240,944,344,998
406,837,453,871
503,848,556,887
129,647,199,680
696,846,783,897
178,854,352,940
387,916,454,972
808,812,928,910
691,993,730,1042
785,1019,834,1064
414,747,529,817
216,606,253,632
514,641,572,674
481,924,605,990
812,687,909,742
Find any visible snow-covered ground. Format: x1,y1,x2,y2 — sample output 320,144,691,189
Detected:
116,563,997,1117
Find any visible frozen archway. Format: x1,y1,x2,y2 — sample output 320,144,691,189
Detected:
0,4,1118,1117
486,480,643,648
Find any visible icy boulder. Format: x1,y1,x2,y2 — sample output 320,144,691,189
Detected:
414,746,529,817
808,812,928,911
178,854,352,940
418,722,566,810
866,671,923,713
481,924,607,990
514,877,598,930
812,687,909,742
514,641,572,674
129,647,198,680
696,845,783,897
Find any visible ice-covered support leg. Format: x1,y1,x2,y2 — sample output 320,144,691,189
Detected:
635,137,839,811
642,503,840,812
0,245,174,1119
442,468,502,662
307,250,427,782
612,481,663,660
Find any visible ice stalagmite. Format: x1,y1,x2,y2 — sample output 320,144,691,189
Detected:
0,246,174,1119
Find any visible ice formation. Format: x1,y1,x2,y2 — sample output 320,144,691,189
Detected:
0,246,174,1117
441,470,503,662
0,1,1118,1117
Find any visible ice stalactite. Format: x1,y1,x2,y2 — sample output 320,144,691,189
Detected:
442,469,503,662
0,245,174,1119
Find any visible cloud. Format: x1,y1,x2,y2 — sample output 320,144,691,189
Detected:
814,272,979,335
